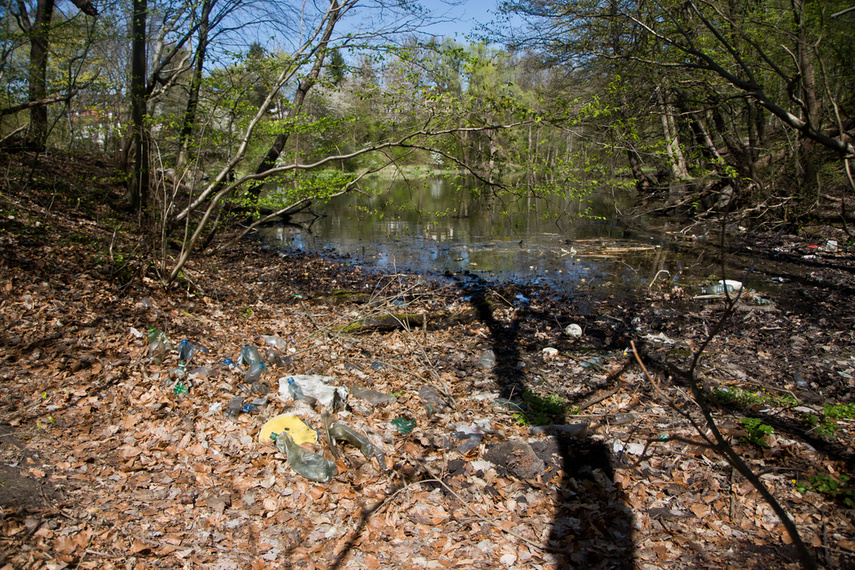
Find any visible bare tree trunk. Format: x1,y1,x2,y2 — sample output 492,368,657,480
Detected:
176,0,215,172
124,0,149,214
26,0,55,151
792,0,821,199
657,87,691,205
627,148,655,193
658,87,690,180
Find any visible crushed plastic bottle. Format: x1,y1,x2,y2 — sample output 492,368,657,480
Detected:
170,360,187,380
701,279,743,295
529,423,589,438
178,339,208,362
225,396,243,418
326,421,388,470
188,366,217,379
493,398,526,412
419,385,448,418
238,345,263,368
286,377,318,406
248,380,269,395
275,431,337,483
245,361,266,383
263,348,291,368
390,417,416,434
580,356,604,369
260,335,288,351
146,328,174,362
453,433,482,454
478,349,496,369
349,385,396,407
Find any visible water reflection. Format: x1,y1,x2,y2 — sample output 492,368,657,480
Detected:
259,174,660,290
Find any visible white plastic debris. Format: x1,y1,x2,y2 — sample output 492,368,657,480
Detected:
613,440,647,456
644,332,674,344
565,324,583,339
278,375,348,409
700,280,743,295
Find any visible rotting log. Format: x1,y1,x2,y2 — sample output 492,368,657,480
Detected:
310,290,372,305
337,309,479,334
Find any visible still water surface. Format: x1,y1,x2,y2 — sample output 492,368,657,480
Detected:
258,175,714,293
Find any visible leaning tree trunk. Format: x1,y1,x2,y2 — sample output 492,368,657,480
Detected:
246,0,342,201
176,0,215,172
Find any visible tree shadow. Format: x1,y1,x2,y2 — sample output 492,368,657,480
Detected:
458,273,636,568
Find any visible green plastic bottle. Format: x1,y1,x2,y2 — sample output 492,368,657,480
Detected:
275,431,337,483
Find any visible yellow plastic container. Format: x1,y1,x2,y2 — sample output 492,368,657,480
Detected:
258,414,317,445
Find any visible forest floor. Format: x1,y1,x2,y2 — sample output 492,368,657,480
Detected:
1,151,855,569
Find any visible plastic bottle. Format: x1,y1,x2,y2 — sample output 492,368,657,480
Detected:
286,377,318,406
275,431,337,483
263,348,291,368
146,328,174,362
245,361,266,383
349,385,396,407
249,381,269,395
225,396,243,418
178,339,208,362
701,280,743,295
147,327,171,346
188,366,216,379
328,422,388,471
238,345,263,368
170,360,187,380
223,358,240,373
455,434,482,454
260,335,288,351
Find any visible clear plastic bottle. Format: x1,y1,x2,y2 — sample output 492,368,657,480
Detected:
328,422,388,471
146,328,174,362
275,431,337,483
225,396,243,418
245,361,266,383
178,339,208,362
286,377,318,406
263,348,290,368
260,335,288,351
170,360,187,380
146,327,170,346
238,345,263,368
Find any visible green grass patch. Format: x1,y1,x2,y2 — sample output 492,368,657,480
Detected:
805,403,855,439
740,417,773,447
711,386,797,409
795,473,855,507
512,390,567,426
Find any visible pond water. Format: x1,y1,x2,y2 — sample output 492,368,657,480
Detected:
258,174,749,295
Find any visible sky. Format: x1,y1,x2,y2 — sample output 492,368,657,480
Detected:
419,0,508,41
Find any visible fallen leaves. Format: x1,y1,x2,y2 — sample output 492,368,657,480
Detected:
2,161,855,569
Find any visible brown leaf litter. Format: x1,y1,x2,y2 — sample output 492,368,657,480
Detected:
1,151,855,569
